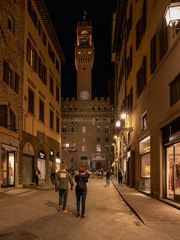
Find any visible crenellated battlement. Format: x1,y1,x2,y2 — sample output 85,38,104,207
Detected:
61,96,110,102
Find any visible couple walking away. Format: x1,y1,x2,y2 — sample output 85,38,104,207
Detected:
56,165,88,218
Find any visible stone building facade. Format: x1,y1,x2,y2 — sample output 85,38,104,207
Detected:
0,0,64,188
112,0,180,204
61,15,114,170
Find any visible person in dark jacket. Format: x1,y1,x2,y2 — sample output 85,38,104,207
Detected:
34,168,41,189
75,166,88,218
105,169,111,187
118,169,123,184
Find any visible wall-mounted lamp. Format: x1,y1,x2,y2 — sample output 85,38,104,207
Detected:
115,120,133,132
164,2,180,29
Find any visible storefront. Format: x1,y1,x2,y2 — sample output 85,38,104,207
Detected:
22,142,34,186
166,141,180,202
1,144,17,187
139,136,151,192
162,117,180,203
37,150,46,182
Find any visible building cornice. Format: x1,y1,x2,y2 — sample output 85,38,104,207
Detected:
35,0,65,63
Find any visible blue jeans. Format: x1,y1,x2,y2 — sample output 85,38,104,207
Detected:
76,191,87,216
59,188,68,210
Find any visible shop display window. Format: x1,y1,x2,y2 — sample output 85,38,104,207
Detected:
167,143,180,201
1,150,15,186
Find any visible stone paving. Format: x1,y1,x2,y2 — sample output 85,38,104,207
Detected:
0,177,179,240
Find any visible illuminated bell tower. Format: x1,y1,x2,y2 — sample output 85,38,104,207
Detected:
75,11,94,101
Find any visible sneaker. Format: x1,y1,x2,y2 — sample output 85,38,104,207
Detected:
81,215,85,218
76,212,80,217
62,209,67,213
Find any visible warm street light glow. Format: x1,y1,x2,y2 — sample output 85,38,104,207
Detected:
164,2,180,28
65,143,70,148
120,112,126,119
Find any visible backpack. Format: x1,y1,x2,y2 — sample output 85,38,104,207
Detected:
77,177,86,191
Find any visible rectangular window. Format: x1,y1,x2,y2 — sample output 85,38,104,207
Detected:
159,20,168,62
56,85,60,102
50,109,54,129
3,60,19,93
56,59,59,72
38,57,47,84
136,56,146,97
97,126,101,133
141,112,148,130
15,73,19,93
37,131,44,144
28,88,34,114
10,109,16,131
50,76,54,95
0,105,7,128
3,60,9,84
48,43,55,63
56,116,60,133
169,73,180,106
27,0,37,28
39,99,44,122
150,34,157,74
42,31,46,46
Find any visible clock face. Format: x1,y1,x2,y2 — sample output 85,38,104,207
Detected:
80,90,89,100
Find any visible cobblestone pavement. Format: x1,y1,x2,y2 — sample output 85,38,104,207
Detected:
0,177,179,240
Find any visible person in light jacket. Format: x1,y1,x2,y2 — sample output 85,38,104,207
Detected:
56,165,73,212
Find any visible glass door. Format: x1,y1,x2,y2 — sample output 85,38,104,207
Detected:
166,143,180,202
174,143,180,201
8,152,15,186
1,150,15,187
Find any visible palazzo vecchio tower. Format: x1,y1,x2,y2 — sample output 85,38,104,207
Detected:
61,12,114,170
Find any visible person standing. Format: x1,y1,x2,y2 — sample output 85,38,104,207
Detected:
56,165,73,212
75,166,88,218
34,167,41,189
105,169,111,187
118,169,123,184
50,167,57,190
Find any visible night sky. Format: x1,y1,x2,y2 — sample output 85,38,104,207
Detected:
43,0,116,97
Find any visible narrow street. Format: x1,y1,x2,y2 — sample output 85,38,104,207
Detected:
0,177,178,240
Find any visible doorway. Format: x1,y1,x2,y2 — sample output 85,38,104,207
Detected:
1,149,15,187
166,143,180,202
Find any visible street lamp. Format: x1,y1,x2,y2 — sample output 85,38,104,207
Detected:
115,120,133,132
164,2,180,29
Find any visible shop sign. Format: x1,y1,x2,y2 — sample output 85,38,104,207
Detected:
2,144,17,152
56,158,61,164
38,150,46,159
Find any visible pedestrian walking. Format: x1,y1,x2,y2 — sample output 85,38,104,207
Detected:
34,167,41,189
105,169,111,187
75,166,88,218
56,165,73,212
118,169,123,184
